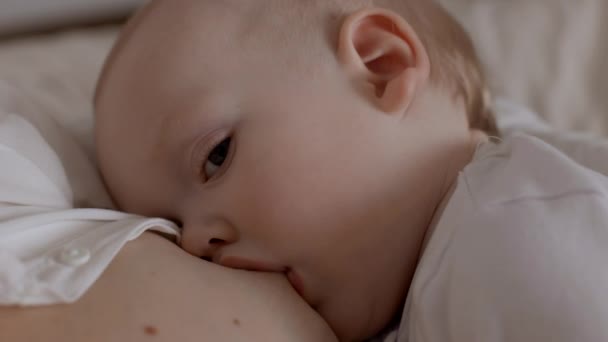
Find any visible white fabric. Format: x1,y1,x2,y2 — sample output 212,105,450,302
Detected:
0,27,117,157
494,99,608,178
0,0,141,34
380,134,608,342
440,0,608,136
0,83,179,306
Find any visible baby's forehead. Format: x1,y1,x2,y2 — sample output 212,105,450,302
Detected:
96,1,239,102
125,0,262,43
96,0,331,123
117,0,316,57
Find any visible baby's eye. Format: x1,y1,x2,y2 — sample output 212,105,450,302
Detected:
204,137,231,180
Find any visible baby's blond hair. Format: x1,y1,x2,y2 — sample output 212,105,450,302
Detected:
274,0,498,135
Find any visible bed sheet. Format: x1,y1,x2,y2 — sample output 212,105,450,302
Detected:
441,0,608,135
0,26,117,157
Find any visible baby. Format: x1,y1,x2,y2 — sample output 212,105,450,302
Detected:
95,0,608,341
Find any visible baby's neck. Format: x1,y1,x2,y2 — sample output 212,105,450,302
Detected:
421,130,489,253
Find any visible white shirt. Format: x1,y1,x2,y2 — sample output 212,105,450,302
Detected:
0,84,179,306
379,133,608,342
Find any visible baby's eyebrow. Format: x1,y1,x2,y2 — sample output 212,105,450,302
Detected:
152,100,218,162
152,110,197,161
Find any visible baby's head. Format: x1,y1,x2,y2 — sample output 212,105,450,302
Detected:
95,0,495,340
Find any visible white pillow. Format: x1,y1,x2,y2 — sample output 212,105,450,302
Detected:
0,0,143,34
0,26,118,155
441,0,608,136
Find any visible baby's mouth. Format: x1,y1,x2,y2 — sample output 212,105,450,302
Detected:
218,255,285,272
218,256,313,306
286,268,319,312
286,268,306,298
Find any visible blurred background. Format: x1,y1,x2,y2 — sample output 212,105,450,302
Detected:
0,0,606,146
0,0,142,35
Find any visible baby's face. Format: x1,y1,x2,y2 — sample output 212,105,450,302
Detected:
96,1,478,340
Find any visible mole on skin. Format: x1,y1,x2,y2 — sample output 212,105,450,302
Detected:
144,325,158,336
233,318,241,327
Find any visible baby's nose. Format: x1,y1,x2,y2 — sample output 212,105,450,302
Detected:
179,218,238,261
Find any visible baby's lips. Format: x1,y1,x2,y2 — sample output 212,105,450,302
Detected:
287,268,307,298
219,255,313,305
218,255,286,273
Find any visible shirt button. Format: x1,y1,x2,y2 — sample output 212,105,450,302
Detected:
57,248,91,267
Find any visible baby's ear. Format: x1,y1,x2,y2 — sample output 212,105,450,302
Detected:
337,8,430,117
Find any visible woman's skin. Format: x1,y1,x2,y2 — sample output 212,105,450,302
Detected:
0,233,338,342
